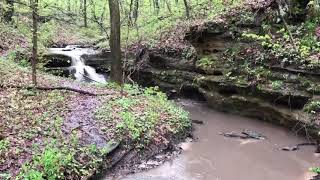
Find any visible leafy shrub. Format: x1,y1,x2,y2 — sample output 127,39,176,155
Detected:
197,56,215,68
271,80,283,90
304,101,320,114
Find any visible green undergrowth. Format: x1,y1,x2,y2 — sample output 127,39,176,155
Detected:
304,101,320,114
241,18,320,71
0,59,191,179
0,84,109,179
95,84,191,147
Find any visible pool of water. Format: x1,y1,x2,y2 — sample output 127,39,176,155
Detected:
114,99,320,180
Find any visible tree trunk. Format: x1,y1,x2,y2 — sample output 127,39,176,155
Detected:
31,0,38,86
84,0,87,27
165,0,172,14
108,0,123,84
4,0,14,23
0,2,3,22
154,0,160,15
68,0,71,11
128,0,134,25
183,0,190,19
133,0,139,24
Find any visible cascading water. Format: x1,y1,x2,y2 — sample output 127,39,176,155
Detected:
48,46,106,83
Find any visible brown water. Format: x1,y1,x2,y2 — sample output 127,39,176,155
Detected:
119,99,320,180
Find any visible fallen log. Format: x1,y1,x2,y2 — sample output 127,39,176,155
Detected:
0,85,110,96
191,119,204,125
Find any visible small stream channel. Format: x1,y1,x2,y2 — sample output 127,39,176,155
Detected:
45,47,320,180
115,99,320,180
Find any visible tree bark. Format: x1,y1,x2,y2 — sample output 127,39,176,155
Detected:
84,0,87,27
183,0,190,19
108,0,123,84
154,0,160,15
164,0,172,14
4,0,14,23
31,0,38,86
133,0,139,24
128,0,134,25
68,0,71,11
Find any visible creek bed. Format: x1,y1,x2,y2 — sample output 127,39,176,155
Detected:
111,99,320,180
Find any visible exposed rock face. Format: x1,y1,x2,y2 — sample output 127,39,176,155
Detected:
134,12,320,137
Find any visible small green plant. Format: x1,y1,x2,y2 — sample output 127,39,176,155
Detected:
22,169,44,180
271,80,283,90
35,147,67,179
123,84,141,95
197,56,215,68
304,101,320,114
0,173,11,180
0,139,10,153
311,167,320,174
19,146,74,180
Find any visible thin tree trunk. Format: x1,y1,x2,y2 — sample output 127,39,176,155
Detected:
31,0,38,86
154,0,160,15
164,0,172,13
80,0,83,15
0,2,3,22
108,0,123,84
68,0,71,11
128,0,134,25
4,0,14,23
183,0,190,19
84,0,87,27
133,0,139,24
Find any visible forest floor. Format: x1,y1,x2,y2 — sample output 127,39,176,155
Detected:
0,59,191,179
1,0,320,179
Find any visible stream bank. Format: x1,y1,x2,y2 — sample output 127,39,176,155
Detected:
118,99,320,180
130,1,320,139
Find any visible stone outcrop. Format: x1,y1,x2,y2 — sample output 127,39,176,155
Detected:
134,15,320,137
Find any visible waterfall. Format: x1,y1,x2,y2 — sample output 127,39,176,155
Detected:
48,47,106,83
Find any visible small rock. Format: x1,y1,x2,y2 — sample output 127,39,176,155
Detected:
138,163,147,169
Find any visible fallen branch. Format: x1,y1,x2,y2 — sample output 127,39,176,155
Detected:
191,119,204,125
0,85,110,96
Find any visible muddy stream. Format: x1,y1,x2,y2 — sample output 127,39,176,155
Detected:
112,99,320,180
